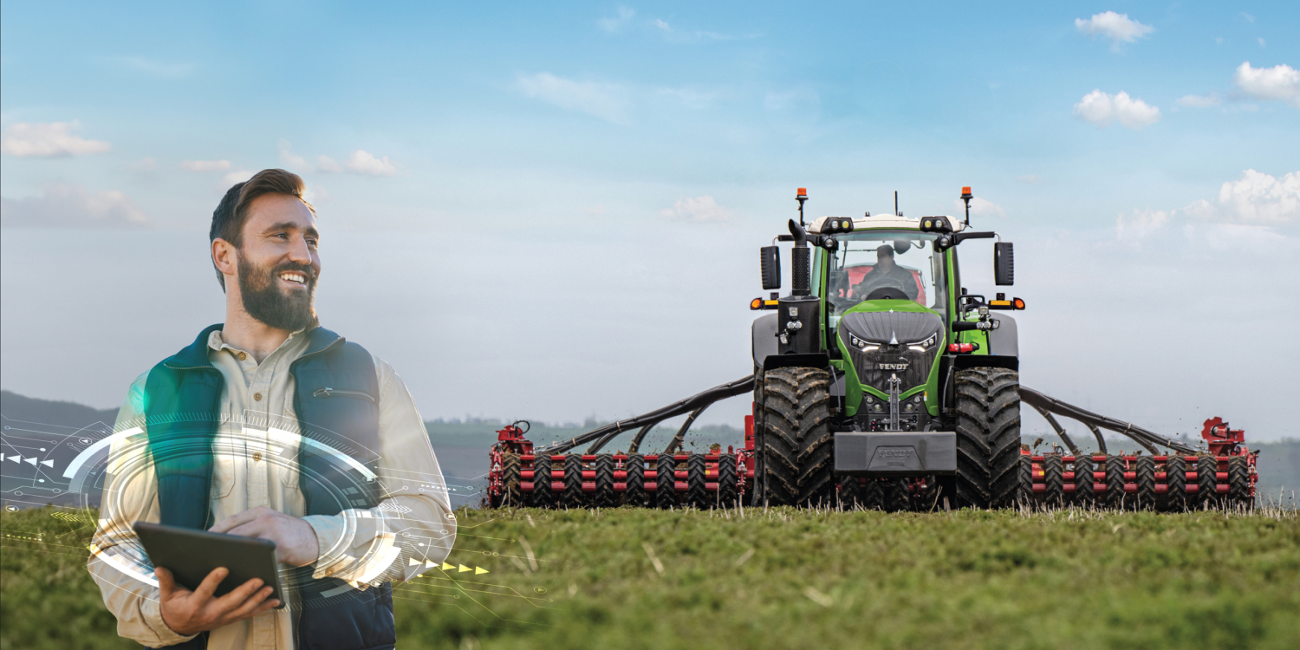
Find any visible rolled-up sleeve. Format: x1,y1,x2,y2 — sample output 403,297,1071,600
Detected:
301,356,456,586
87,373,198,647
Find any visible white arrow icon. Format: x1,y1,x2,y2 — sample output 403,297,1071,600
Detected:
6,455,19,463
23,457,37,466
40,459,55,468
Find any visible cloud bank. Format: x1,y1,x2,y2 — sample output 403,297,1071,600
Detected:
1075,12,1153,49
1233,62,1300,107
1,122,111,157
1116,169,1298,248
1073,90,1161,129
1,184,147,228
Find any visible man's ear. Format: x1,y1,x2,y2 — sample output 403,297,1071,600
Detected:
212,238,238,285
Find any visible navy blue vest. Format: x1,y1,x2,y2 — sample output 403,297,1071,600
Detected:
142,324,395,650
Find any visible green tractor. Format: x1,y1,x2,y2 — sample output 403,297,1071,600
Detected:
749,187,1024,509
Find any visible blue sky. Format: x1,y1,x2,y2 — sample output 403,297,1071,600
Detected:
2,2,1298,442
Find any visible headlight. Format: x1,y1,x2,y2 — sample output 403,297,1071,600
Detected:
907,331,938,352
848,334,880,352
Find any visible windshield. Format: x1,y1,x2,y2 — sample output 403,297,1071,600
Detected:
818,231,948,328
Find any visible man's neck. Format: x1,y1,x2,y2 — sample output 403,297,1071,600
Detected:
221,307,294,363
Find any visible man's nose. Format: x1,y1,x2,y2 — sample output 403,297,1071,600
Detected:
287,236,313,265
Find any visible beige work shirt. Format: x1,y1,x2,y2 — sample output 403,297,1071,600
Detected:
88,327,456,649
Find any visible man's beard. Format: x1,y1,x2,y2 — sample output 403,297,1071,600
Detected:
237,255,319,332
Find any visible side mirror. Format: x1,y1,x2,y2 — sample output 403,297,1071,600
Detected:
761,246,781,290
995,242,1014,286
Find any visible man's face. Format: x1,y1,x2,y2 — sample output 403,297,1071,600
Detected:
234,194,321,332
876,251,895,272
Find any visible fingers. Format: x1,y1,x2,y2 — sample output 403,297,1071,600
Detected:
209,506,270,534
192,567,229,601
213,577,265,611
155,567,178,597
224,520,270,541
223,585,275,621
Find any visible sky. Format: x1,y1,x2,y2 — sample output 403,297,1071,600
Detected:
2,1,1298,444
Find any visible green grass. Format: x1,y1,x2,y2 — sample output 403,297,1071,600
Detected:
3,505,1298,650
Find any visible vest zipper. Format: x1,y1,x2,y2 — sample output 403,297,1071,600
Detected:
312,387,376,403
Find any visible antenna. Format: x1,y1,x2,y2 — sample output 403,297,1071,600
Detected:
894,191,899,216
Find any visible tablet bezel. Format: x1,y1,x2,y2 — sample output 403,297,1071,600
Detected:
134,521,286,609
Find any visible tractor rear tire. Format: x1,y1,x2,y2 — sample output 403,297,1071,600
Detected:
1228,456,1251,510
1043,455,1065,508
686,454,708,508
883,478,911,512
594,454,616,509
655,454,677,509
1103,455,1126,510
561,455,586,509
623,454,646,507
1161,456,1187,512
529,455,554,509
502,453,522,507
757,366,832,506
1196,456,1219,509
1073,456,1096,508
717,454,738,507
954,367,1022,509
1135,456,1156,511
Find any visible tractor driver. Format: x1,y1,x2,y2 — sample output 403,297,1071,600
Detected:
852,244,918,301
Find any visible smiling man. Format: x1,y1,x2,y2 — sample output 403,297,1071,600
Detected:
88,169,455,650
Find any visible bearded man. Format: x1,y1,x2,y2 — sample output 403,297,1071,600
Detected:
88,169,455,650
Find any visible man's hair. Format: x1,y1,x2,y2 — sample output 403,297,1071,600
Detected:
210,168,315,289
876,244,894,258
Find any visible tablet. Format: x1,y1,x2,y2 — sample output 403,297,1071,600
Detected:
134,521,285,608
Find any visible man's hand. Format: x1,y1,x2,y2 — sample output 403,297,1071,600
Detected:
210,506,321,567
156,566,279,636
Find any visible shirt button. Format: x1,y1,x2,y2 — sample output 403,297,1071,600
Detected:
254,392,263,401
237,352,247,361
252,452,263,462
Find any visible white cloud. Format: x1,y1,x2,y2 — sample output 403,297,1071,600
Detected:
654,19,670,30
278,139,309,168
517,72,630,123
952,197,1006,219
1258,37,1266,49
344,150,398,177
598,7,635,33
1233,62,1300,107
1176,93,1222,108
1241,12,1254,23
1074,11,1153,49
180,159,232,172
1,184,146,228
316,155,343,173
1072,90,1161,129
223,169,254,185
117,56,193,79
660,196,732,222
1115,169,1298,246
0,121,111,157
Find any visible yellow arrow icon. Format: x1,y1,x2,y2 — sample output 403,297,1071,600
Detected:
458,564,471,572
475,566,489,575
442,562,455,571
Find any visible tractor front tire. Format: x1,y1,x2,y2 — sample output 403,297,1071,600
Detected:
757,366,832,506
954,367,1022,509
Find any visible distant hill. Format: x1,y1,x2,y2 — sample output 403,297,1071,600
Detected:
1,390,118,431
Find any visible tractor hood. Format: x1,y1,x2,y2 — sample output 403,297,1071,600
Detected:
837,305,945,397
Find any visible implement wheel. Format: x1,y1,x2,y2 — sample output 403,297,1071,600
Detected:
1196,456,1219,509
1073,456,1096,508
717,454,738,507
502,453,522,507
912,476,940,512
838,477,861,509
623,454,646,507
954,368,1022,509
561,454,586,509
883,478,911,512
1103,455,1126,510
593,455,616,509
1161,456,1187,512
1043,455,1065,508
529,455,554,509
686,454,708,508
1134,456,1156,511
1228,456,1251,510
1015,454,1033,509
655,454,677,509
757,367,832,506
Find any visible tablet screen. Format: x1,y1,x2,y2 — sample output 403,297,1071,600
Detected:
134,521,285,608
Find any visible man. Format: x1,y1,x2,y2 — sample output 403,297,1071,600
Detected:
88,169,455,650
852,244,918,301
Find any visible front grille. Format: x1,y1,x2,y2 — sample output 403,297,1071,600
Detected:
838,311,943,394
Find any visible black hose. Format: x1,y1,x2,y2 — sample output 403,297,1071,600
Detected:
662,406,707,455
1019,386,1197,455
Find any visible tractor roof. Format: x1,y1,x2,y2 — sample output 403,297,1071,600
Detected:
806,214,968,234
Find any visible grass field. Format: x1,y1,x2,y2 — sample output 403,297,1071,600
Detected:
2,504,1297,650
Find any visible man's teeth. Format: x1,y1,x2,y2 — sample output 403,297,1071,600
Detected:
280,273,306,284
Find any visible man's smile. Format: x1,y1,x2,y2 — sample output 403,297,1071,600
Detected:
278,271,309,288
